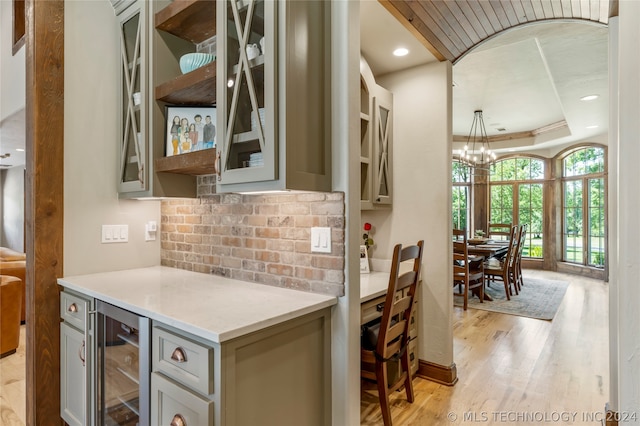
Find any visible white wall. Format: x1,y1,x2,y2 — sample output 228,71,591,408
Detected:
1,166,24,251
612,1,640,415
64,0,160,276
0,0,26,121
363,61,454,367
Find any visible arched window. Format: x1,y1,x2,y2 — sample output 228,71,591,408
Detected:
489,157,545,258
452,161,471,232
562,147,606,267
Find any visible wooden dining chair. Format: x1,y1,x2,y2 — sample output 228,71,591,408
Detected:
484,225,519,300
513,224,528,291
488,223,512,241
361,240,424,426
452,232,484,310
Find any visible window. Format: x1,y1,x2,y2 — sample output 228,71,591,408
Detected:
452,161,471,232
562,147,606,267
489,157,545,258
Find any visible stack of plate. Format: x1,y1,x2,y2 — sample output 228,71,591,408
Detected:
251,108,266,131
244,152,264,168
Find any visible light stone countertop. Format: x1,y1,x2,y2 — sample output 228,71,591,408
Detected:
58,266,337,343
360,271,390,303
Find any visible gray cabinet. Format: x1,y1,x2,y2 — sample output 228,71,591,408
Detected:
360,57,393,209
60,291,94,426
217,0,332,193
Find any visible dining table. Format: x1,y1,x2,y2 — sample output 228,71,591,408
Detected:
466,241,509,301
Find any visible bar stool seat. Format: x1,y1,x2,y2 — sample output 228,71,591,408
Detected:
1,275,23,358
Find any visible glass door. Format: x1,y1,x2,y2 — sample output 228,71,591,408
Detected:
219,0,276,184
97,301,150,426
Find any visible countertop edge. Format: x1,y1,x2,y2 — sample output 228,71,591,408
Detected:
57,268,337,344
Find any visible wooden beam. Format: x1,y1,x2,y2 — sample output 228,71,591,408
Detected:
25,0,64,424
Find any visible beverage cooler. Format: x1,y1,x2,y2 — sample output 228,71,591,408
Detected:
96,301,150,426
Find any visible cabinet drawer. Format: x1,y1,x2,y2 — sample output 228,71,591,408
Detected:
153,326,214,396
361,296,384,325
151,372,213,426
60,291,91,331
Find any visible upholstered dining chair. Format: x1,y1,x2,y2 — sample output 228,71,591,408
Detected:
452,230,484,310
361,240,424,426
484,225,519,300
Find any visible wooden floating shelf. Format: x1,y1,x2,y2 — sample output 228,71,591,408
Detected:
155,0,216,44
155,149,216,175
155,62,216,105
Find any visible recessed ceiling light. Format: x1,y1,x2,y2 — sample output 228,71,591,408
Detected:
393,48,409,57
16,148,24,152
586,125,599,129
581,94,599,101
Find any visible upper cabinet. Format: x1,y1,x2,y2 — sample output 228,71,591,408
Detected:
360,56,393,209
117,0,217,198
216,0,331,193
117,2,150,195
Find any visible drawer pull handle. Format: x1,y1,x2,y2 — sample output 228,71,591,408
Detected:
376,303,384,312
171,347,187,363
79,340,85,367
68,303,78,313
170,414,186,426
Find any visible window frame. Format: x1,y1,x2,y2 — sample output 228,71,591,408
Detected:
560,146,607,268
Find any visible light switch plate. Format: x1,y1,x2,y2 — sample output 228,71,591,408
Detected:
310,227,331,253
101,225,128,243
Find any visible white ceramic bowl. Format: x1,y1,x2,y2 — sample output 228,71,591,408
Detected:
179,53,215,74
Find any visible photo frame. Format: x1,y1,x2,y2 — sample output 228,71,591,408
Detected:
360,245,370,273
165,106,216,157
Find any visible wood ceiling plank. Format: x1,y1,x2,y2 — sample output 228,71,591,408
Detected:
431,1,479,47
530,0,547,19
550,0,565,17
571,0,582,19
478,1,505,32
488,1,512,28
580,0,591,19
499,0,521,26
456,1,489,39
560,0,573,18
466,1,498,36
410,1,466,58
541,0,555,18
590,0,601,22
520,0,538,21
510,0,529,24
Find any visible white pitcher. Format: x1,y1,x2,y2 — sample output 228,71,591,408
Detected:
246,43,260,60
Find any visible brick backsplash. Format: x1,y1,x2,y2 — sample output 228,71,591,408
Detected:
160,190,345,297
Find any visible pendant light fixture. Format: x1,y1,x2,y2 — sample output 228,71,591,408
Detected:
459,110,496,171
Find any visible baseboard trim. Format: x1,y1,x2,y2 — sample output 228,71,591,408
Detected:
417,360,458,386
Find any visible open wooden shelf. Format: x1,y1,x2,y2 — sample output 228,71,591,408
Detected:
155,62,216,105
155,0,216,44
155,149,216,175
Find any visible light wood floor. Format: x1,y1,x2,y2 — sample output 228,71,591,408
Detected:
0,270,610,426
0,325,26,426
361,269,610,425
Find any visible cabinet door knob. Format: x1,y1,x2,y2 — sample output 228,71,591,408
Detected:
170,414,186,426
68,303,78,313
170,347,187,363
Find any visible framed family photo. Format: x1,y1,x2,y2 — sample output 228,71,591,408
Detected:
165,106,217,157
360,245,370,273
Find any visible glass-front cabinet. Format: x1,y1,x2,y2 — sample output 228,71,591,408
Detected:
117,2,149,195
217,0,332,193
219,0,275,185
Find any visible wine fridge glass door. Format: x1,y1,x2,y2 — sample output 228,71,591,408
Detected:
97,301,150,426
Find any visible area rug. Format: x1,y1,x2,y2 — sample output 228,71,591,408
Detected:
454,277,569,320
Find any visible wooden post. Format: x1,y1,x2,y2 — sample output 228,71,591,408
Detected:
25,0,64,424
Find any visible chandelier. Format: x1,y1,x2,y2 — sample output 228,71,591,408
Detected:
459,110,496,170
